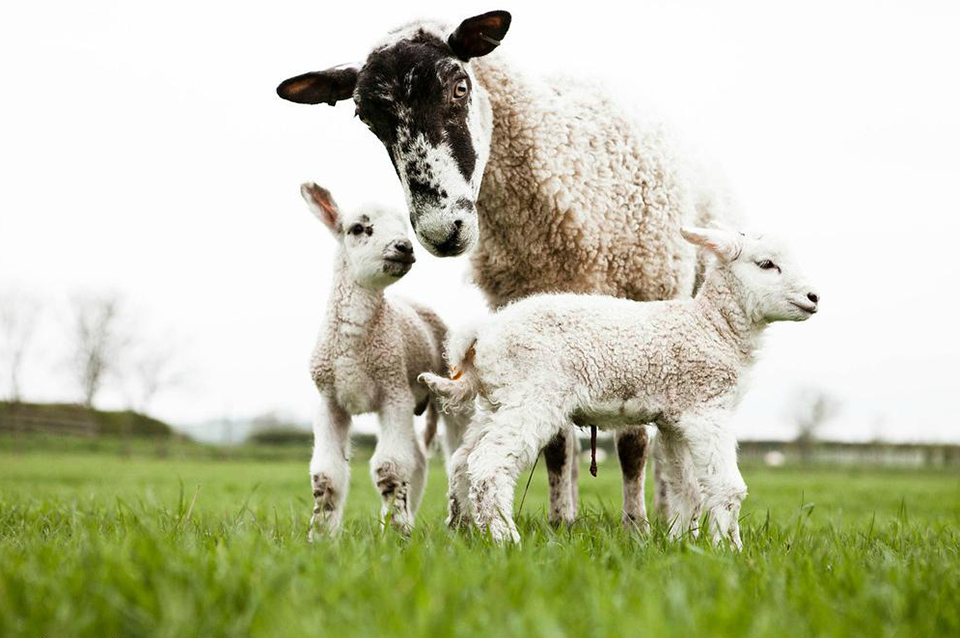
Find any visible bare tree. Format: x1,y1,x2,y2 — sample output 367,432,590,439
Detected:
0,292,42,402
129,344,183,414
69,294,128,408
789,387,841,463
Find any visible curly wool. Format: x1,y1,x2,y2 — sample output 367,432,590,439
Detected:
310,259,447,421
469,53,734,309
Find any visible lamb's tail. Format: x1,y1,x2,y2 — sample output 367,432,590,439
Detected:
418,324,481,414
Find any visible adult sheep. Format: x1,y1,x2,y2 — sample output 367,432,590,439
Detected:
277,10,736,529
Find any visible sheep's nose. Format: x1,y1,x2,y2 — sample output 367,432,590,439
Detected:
394,240,413,255
807,292,819,304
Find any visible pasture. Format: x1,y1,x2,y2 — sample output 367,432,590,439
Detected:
1,440,958,638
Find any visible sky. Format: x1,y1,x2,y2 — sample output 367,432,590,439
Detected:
2,0,959,443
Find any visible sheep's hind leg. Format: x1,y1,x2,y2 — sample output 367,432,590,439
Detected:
543,427,578,526
469,407,561,543
615,425,650,532
308,397,351,540
372,398,426,535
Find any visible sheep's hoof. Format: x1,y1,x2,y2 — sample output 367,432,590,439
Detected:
622,512,650,534
548,510,576,527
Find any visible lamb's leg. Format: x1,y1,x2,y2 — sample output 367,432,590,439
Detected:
651,435,669,519
656,428,703,540
680,413,747,550
308,396,351,540
543,427,577,525
442,409,475,529
468,407,561,543
615,425,650,531
372,398,426,534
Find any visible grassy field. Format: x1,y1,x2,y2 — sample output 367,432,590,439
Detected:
1,441,959,638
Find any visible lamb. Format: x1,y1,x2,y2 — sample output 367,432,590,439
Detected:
421,228,820,546
298,182,467,538
277,10,737,530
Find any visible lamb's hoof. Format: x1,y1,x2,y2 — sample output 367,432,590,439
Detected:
446,498,471,530
375,464,414,534
487,523,521,544
308,474,341,540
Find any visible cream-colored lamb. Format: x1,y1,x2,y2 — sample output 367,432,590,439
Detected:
422,228,819,546
299,183,467,538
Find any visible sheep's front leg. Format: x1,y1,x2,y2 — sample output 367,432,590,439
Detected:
372,397,426,534
308,396,351,540
615,425,650,531
543,427,578,526
680,412,747,550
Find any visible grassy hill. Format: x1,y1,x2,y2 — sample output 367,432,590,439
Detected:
0,401,174,438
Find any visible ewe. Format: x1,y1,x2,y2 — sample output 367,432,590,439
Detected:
422,228,819,546
299,183,466,538
277,11,737,528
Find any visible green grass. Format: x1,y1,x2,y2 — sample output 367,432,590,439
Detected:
1,443,959,638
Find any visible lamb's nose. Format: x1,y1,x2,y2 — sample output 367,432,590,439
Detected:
394,240,413,254
807,292,819,304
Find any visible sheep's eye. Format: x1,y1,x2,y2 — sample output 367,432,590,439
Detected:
452,79,469,101
757,260,780,272
349,224,365,236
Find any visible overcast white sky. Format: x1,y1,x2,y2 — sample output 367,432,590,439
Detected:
2,0,959,442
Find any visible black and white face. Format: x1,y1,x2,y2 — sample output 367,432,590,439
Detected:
278,11,511,258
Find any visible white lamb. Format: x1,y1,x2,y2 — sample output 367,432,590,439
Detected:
298,182,466,538
421,228,819,546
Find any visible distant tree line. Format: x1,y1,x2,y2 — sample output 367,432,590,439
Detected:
0,291,184,414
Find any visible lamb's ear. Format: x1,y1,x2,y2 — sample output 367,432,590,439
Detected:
300,182,341,234
277,65,359,105
448,11,512,61
680,227,743,261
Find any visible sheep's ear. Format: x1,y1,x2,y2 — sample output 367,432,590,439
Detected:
680,227,743,261
300,182,341,233
448,11,512,61
277,65,359,105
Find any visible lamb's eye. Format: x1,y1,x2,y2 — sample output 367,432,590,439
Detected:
452,79,469,101
756,260,780,272
349,224,364,236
